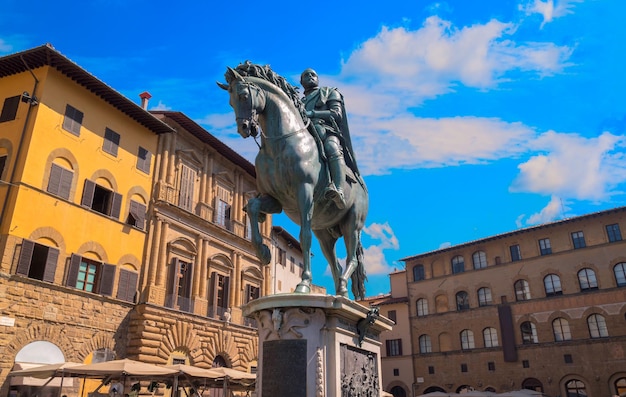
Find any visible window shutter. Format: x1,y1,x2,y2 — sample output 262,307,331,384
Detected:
222,276,230,308
0,96,20,122
117,269,138,302
208,272,217,316
59,168,73,200
245,284,251,304
398,339,403,356
17,239,35,276
129,201,146,229
137,147,152,174
43,246,59,283
66,254,82,287
165,258,179,308
110,192,122,219
47,164,62,196
99,263,116,296
81,180,96,208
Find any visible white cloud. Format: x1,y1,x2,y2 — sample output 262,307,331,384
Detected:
0,38,12,54
359,222,400,275
522,195,571,225
520,0,583,28
149,101,172,111
511,131,626,201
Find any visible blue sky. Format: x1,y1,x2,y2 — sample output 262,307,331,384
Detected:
2,0,625,297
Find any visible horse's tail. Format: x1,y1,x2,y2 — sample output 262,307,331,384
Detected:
350,237,368,300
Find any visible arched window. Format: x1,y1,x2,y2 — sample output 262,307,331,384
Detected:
416,298,429,317
565,379,587,397
413,264,425,281
543,274,562,296
587,313,608,338
456,291,469,311
552,317,572,341
460,329,475,350
419,334,432,353
520,321,538,344
451,256,465,274
614,263,626,287
578,268,598,291
483,327,499,347
477,287,492,306
514,279,531,301
472,251,487,269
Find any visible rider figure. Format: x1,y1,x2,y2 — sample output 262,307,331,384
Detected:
301,68,350,209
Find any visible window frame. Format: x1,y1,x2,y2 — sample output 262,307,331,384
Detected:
103,127,121,157
47,163,73,200
0,95,20,122
126,200,147,230
577,268,598,291
413,264,425,281
510,244,522,261
416,298,429,317
538,238,552,255
571,231,586,249
521,321,538,344
16,239,59,282
483,327,499,348
477,287,492,307
386,338,403,356
514,279,531,301
81,179,122,219
418,334,432,354
137,146,152,174
552,317,572,342
606,223,622,242
614,263,626,287
456,291,470,311
543,274,562,296
587,313,608,338
451,255,465,274
460,329,475,350
472,251,487,269
62,104,83,136
66,254,115,296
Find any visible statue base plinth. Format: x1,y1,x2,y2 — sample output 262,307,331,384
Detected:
243,293,394,397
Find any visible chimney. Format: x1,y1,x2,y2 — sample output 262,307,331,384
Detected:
139,91,152,110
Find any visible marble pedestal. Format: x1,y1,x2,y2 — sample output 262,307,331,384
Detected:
243,293,394,397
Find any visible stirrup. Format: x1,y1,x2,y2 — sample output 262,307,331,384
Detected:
325,187,346,209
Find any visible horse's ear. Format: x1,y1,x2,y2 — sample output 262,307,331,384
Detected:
216,81,229,91
227,66,245,81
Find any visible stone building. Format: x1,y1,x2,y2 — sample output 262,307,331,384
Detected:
0,45,303,397
360,270,413,397
401,206,626,397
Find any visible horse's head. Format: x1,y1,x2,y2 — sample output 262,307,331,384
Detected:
217,67,266,139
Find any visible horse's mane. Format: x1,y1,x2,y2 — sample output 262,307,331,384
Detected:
228,61,309,124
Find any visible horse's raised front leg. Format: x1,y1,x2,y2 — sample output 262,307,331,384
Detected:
294,184,315,294
245,194,282,265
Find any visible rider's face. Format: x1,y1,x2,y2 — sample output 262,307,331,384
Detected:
301,70,318,89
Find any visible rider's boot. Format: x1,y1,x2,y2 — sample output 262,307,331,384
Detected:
325,154,346,209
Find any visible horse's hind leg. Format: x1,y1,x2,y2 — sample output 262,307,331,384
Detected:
314,229,342,296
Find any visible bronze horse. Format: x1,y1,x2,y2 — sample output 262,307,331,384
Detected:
218,64,369,299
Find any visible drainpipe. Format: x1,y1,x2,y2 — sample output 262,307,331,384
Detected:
0,55,40,231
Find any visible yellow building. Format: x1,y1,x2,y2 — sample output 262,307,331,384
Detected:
0,45,299,397
0,44,173,396
401,206,626,397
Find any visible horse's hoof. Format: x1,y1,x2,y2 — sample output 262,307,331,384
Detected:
294,283,311,294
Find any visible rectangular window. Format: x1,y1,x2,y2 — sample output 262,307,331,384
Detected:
428,366,435,375
103,128,120,157
136,146,152,174
81,179,122,219
386,339,402,356
216,199,231,229
178,164,196,211
0,95,20,122
487,362,495,371
564,354,573,364
126,200,146,229
62,104,83,136
510,244,522,261
245,284,260,303
522,360,530,368
208,272,230,318
461,363,468,373
16,239,59,282
539,238,552,255
393,369,399,376
47,163,73,200
289,256,295,273
66,254,115,296
166,258,193,312
278,248,287,266
571,231,586,249
387,310,397,324
607,224,622,242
